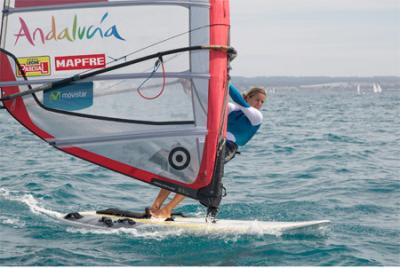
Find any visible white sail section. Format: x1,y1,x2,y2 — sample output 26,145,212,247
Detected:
0,0,221,185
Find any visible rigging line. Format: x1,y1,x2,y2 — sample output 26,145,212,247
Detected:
105,53,181,92
0,45,230,102
94,80,181,99
108,24,227,65
79,23,229,76
136,58,161,93
137,56,166,100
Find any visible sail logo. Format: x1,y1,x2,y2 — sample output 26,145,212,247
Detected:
14,13,125,47
43,82,93,111
55,54,106,71
49,91,61,101
16,56,51,77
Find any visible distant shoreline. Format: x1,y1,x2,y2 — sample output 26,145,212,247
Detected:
231,76,400,89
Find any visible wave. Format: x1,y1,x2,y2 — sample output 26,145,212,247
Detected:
0,187,63,219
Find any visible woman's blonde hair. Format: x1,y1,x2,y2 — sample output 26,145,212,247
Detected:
243,87,267,100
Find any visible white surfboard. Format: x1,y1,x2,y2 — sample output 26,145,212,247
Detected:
62,208,330,234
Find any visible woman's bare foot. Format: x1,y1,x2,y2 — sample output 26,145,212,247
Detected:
150,207,171,219
149,206,159,215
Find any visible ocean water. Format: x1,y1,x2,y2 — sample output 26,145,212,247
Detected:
0,87,399,266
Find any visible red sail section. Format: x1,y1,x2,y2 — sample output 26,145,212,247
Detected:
0,53,53,140
191,0,230,189
15,0,107,8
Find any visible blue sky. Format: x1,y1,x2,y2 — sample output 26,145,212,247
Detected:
1,0,399,77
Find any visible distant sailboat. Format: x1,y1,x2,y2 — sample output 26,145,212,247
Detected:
357,84,361,95
377,84,383,93
373,83,383,93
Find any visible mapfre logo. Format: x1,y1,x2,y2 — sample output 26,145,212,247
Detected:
16,56,51,77
55,54,106,71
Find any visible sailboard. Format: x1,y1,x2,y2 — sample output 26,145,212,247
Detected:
0,0,234,215
62,208,331,234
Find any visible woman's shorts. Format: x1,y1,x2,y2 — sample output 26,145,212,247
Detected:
224,140,238,163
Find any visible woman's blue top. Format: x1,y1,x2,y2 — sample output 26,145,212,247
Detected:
227,84,263,146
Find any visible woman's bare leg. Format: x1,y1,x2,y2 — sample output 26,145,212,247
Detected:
150,189,171,212
152,194,185,219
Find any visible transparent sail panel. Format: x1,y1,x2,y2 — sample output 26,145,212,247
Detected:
36,77,197,122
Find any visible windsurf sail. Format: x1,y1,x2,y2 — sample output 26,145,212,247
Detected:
0,0,233,215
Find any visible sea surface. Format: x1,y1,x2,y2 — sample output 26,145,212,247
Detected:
0,87,399,266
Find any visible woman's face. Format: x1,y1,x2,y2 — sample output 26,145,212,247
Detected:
246,93,266,110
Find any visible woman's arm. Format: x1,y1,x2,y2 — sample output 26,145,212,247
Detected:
229,84,249,108
229,84,263,126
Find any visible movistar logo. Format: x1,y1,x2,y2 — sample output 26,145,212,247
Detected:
49,91,61,101
14,13,125,47
43,82,93,111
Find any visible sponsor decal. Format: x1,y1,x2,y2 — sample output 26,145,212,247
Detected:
43,82,93,111
55,54,106,71
16,56,51,77
14,13,125,47
168,147,191,170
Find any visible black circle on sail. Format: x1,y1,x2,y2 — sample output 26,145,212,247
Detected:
168,147,190,170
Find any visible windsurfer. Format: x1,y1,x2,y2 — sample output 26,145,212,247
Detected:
149,83,267,219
